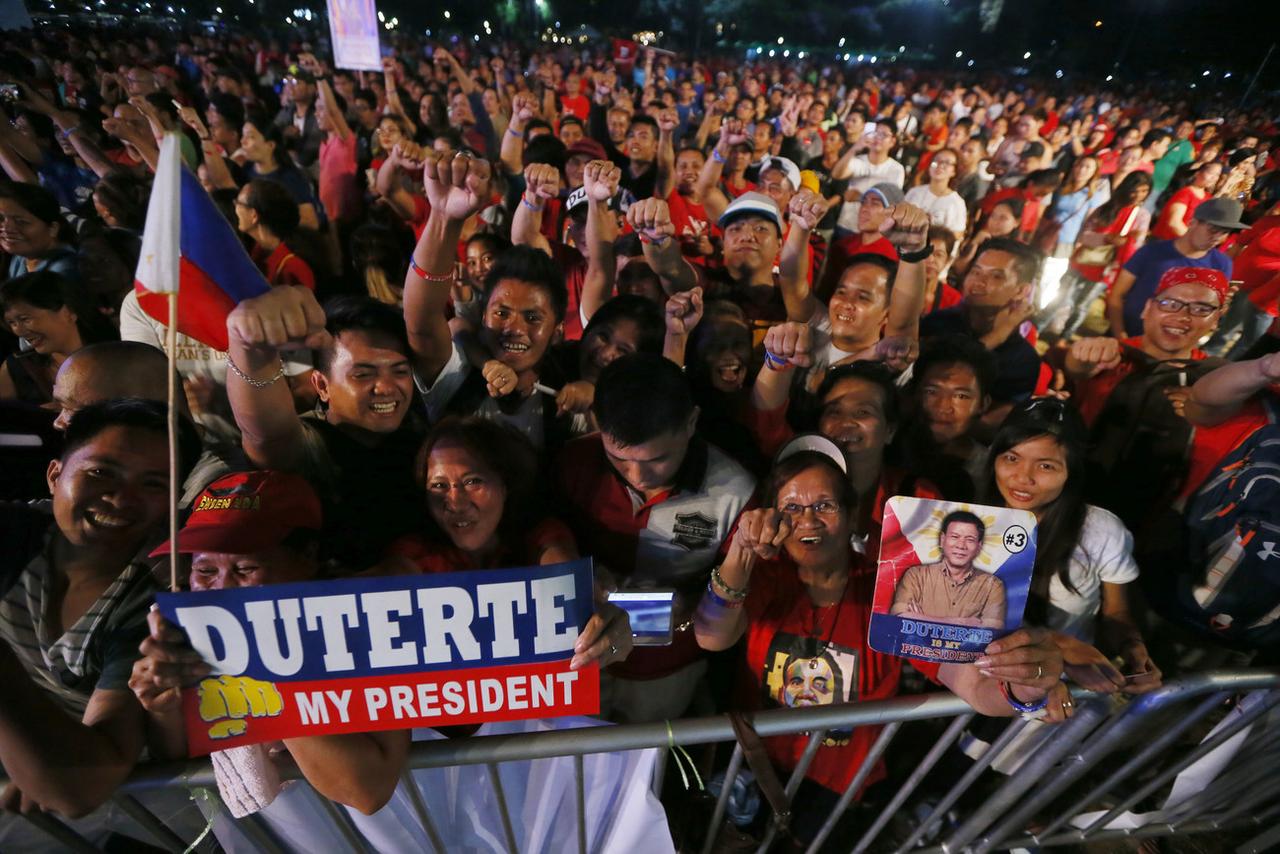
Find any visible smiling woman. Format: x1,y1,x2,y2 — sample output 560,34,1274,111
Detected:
0,271,116,404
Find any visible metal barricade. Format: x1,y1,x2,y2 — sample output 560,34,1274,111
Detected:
6,668,1279,853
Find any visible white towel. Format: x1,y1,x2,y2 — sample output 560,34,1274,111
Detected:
212,744,285,818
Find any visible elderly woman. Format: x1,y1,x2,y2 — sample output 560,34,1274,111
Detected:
694,434,1065,843
1,271,115,403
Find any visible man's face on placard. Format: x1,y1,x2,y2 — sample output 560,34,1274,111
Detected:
940,521,982,570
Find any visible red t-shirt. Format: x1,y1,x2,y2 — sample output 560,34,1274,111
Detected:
1073,338,1207,428
385,517,575,573
666,190,714,263
560,94,590,122
740,558,903,794
1178,395,1278,502
253,242,316,290
820,233,898,299
1152,187,1207,241
1234,216,1280,314
319,132,361,223
722,177,757,199
926,283,963,315
548,241,588,341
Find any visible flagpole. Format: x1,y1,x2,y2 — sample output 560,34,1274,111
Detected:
167,291,180,593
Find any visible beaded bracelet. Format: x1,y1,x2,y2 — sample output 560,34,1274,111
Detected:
711,565,749,601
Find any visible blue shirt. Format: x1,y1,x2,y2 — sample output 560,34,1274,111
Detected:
1049,185,1108,247
1121,240,1232,336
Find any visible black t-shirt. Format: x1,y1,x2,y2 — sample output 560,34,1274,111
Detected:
919,306,1041,403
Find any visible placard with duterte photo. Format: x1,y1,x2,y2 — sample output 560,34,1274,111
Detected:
868,497,1037,664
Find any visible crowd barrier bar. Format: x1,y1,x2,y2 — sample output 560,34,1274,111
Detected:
4,668,1277,853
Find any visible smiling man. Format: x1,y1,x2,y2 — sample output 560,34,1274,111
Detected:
223,290,424,570
0,399,199,819
890,510,1006,629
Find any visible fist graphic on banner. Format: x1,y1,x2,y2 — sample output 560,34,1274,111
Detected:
198,675,285,739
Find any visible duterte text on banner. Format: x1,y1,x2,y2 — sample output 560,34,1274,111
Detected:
157,560,599,756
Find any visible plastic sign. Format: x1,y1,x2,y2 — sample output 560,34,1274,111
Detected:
156,560,598,756
869,498,1037,663
327,0,382,71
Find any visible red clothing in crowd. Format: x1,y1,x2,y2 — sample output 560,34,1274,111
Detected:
319,132,361,223
548,241,588,341
666,190,715,263
740,557,911,794
1073,338,1207,427
1151,187,1207,241
820,233,898,298
1234,216,1280,316
1179,394,1280,502
252,242,316,290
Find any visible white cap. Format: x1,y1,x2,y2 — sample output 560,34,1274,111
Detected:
774,433,848,475
760,155,802,192
717,191,783,231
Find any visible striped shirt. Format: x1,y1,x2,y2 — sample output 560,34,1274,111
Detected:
0,507,157,718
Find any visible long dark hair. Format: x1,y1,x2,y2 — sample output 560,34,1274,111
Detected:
1095,171,1152,225
978,399,1090,624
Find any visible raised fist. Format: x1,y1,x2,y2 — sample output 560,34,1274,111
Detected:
719,117,748,150
228,285,331,353
657,107,679,134
582,159,620,202
198,675,284,740
523,162,562,203
879,202,930,252
423,149,493,221
512,92,538,124
733,508,793,562
627,197,675,243
665,287,704,336
1068,336,1122,377
787,190,830,232
762,321,813,369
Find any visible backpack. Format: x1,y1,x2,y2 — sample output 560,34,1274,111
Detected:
1144,397,1280,650
1086,348,1223,532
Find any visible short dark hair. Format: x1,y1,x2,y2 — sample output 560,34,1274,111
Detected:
593,353,695,446
483,245,569,323
912,334,997,400
974,236,1042,286
1142,128,1172,148
63,398,202,483
559,115,584,130
1,270,115,345
927,224,958,257
0,181,63,227
317,295,412,374
940,509,985,542
243,179,300,238
583,295,665,355
208,92,246,129
816,361,900,429
628,115,659,136
764,452,856,512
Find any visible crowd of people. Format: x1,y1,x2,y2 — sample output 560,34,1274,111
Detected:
1,19,1279,850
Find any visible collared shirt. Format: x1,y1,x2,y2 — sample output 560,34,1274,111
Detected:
890,561,1006,628
556,433,755,679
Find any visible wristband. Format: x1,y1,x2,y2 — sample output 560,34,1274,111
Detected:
507,125,524,137
898,244,931,264
763,349,794,372
60,125,80,139
638,233,671,248
704,581,745,609
711,148,726,164
520,195,544,212
408,256,453,283
999,680,1049,717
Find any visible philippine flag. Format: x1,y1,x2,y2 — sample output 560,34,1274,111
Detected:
134,134,271,352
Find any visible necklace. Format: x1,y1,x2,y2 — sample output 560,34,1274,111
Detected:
802,586,846,666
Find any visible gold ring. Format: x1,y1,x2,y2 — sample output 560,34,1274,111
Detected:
1035,664,1043,680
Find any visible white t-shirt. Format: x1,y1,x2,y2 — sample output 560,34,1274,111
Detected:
835,157,906,232
904,185,968,236
1044,505,1140,642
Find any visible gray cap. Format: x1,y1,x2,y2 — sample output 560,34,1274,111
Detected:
1192,197,1247,231
863,182,905,207
717,191,783,232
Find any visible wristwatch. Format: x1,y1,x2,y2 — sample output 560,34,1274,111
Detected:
898,244,931,264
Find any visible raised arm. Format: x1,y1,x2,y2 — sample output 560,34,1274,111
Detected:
692,117,742,223
226,286,329,471
831,135,871,181
662,287,704,368
403,150,493,386
317,78,352,141
580,159,621,324
1185,352,1280,426
779,190,830,320
500,92,538,176
511,162,559,256
374,140,423,222
654,107,678,200
175,101,237,190
694,509,791,651
879,203,930,353
628,197,698,294
751,321,811,414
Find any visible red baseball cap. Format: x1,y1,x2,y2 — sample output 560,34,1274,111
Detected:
150,471,323,557
1155,266,1231,305
566,138,607,161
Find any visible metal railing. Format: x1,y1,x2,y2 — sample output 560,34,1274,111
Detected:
7,668,1280,853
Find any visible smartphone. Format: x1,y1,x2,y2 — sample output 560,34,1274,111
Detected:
0,84,18,103
608,589,676,646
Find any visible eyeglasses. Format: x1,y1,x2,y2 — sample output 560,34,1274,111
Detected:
778,500,842,517
1154,297,1219,317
